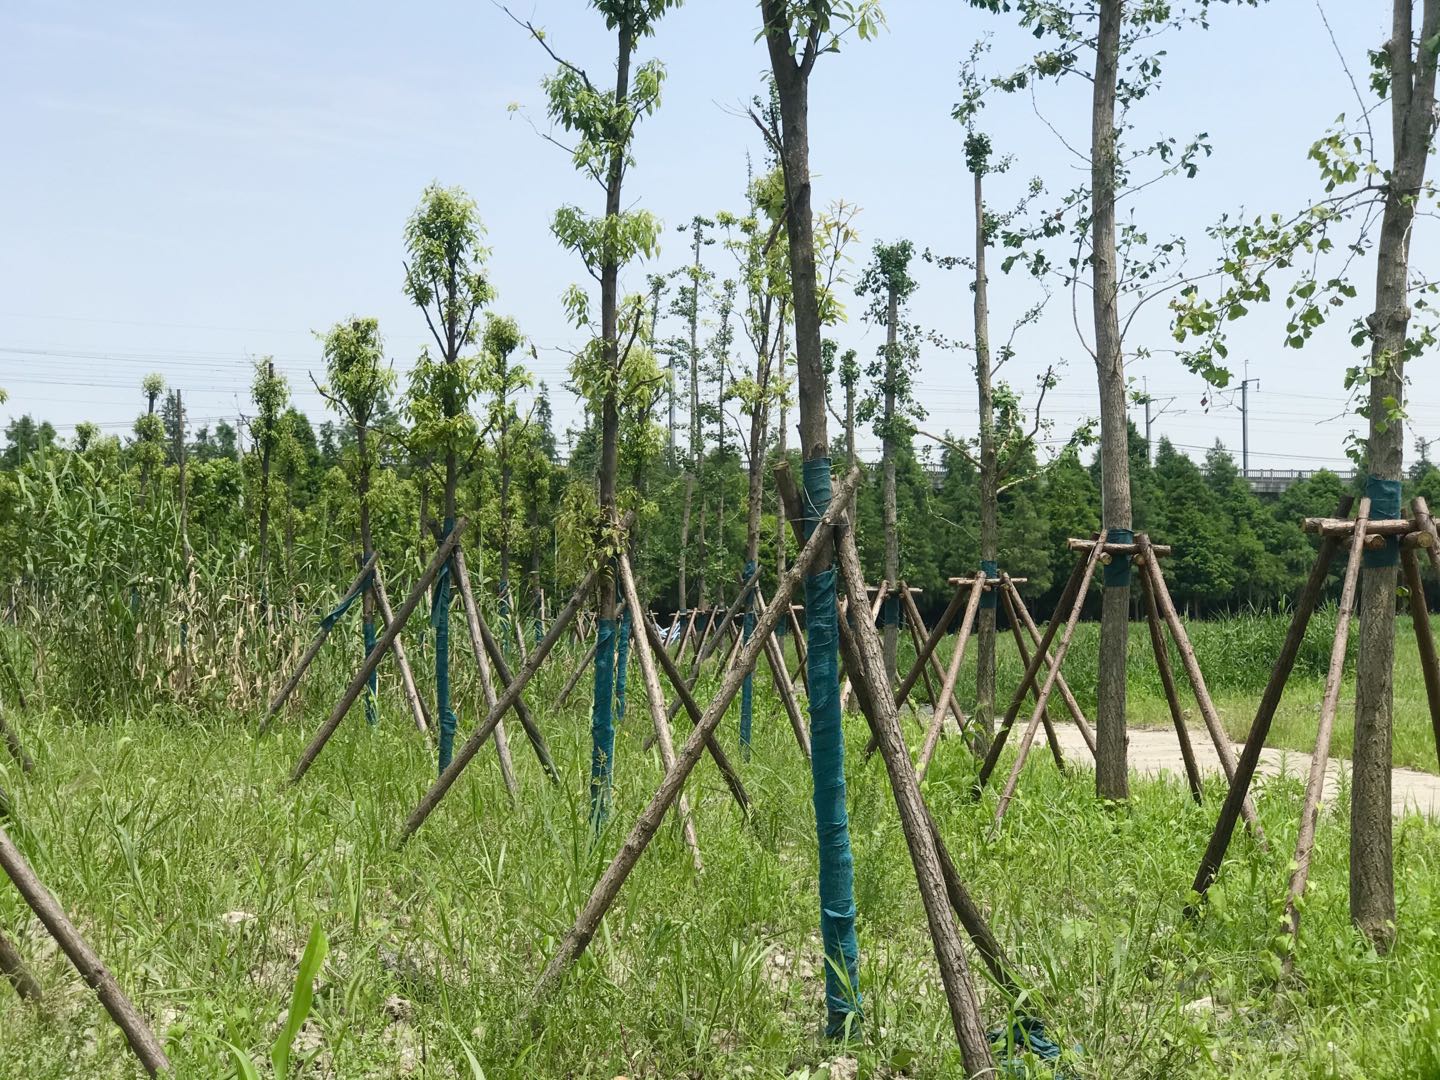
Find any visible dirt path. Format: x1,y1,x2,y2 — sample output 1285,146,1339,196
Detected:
1045,724,1440,818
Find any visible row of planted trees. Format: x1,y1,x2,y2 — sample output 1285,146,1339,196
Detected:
2,0,1436,1057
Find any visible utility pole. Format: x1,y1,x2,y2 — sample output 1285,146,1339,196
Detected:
1138,378,1176,465
1237,374,1260,477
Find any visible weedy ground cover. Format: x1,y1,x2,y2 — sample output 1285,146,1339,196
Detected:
0,616,1438,1077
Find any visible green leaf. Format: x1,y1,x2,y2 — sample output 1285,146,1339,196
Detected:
224,1042,262,1080
271,921,328,1077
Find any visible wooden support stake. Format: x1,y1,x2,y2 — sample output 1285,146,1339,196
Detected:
451,547,518,799
642,614,751,815
1282,497,1371,968
618,552,703,872
991,541,1105,824
1139,536,1265,848
998,586,1068,772
764,629,812,759
897,585,941,713
530,469,861,1002
398,514,634,842
1002,577,1096,755
1190,495,1354,905
0,700,34,774
914,578,986,779
289,521,467,783
261,551,380,731
557,637,599,707
373,565,432,737
454,546,560,785
1414,497,1440,578
0,825,169,1073
973,551,1092,794
1401,544,1440,776
1137,560,1204,803
0,925,43,1005
838,582,887,711
827,508,996,1074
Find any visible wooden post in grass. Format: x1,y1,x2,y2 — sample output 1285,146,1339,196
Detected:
262,551,380,729
641,615,751,815
751,586,813,758
997,586,1069,772
0,701,33,774
1001,576,1096,754
451,547,518,799
289,521,467,782
825,499,995,1072
1136,557,1204,803
398,512,636,843
557,637,600,707
900,584,969,728
1190,495,1354,905
838,582,887,712
1138,537,1265,847
0,825,170,1074
0,925,43,1005
894,582,967,708
914,577,986,779
898,588,941,711
454,545,559,785
530,470,861,1002
1401,543,1440,773
617,551,703,872
990,541,1105,824
972,552,1092,794
1282,498,1371,968
372,565,431,736
1414,497,1440,577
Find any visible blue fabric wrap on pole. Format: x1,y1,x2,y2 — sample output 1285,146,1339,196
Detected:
801,458,862,1034
431,519,457,774
319,568,375,633
363,617,379,727
980,559,999,610
614,606,632,723
989,1017,1080,1078
1102,528,1134,587
1363,475,1402,568
879,593,901,627
590,617,618,825
740,560,757,757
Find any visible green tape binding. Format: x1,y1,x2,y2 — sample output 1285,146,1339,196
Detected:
1363,475,1402,568
979,559,999,610
1103,528,1134,588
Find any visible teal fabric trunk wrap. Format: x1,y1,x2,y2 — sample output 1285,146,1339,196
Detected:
614,604,632,723
431,519,457,773
801,458,862,1034
363,617,378,727
740,560,757,756
1102,528,1134,588
318,566,374,633
1363,475,1402,568
979,559,998,610
590,617,618,825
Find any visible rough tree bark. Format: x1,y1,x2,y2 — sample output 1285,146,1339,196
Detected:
1351,0,1440,948
881,281,900,684
1091,0,1131,802
973,163,999,749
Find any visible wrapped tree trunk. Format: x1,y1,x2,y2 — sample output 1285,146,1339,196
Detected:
1351,0,1439,947
1091,0,1131,801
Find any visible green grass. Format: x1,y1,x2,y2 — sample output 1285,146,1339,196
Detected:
2,626,1440,1077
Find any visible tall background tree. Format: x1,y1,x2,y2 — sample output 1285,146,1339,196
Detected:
402,182,495,772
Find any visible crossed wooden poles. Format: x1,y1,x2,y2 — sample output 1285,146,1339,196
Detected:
967,534,1265,837
271,519,559,791
1187,495,1440,967
0,681,171,1072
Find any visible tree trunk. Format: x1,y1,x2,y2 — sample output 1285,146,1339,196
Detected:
762,4,861,1035
1091,0,1131,802
679,473,694,609
974,169,998,749
1351,0,1439,948
589,20,633,824
881,284,900,684
777,308,789,580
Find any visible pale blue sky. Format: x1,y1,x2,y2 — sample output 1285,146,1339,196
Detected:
0,1,1430,472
